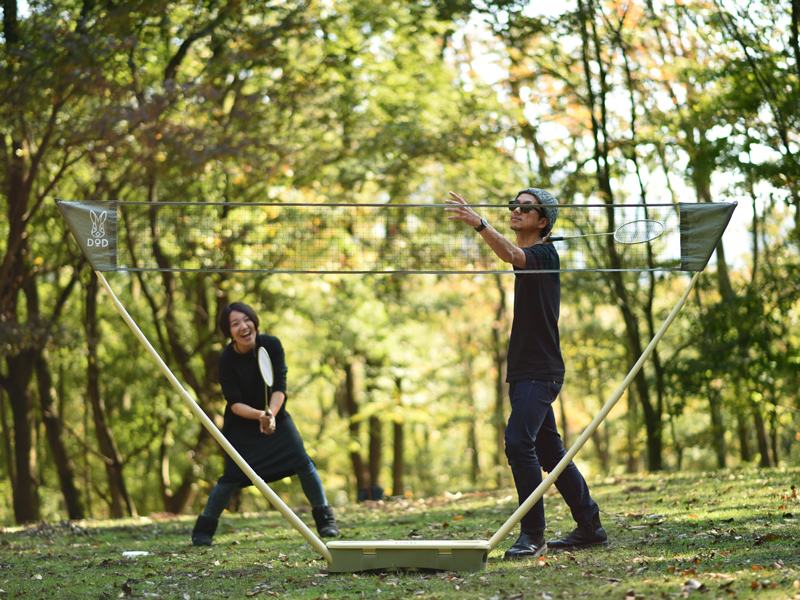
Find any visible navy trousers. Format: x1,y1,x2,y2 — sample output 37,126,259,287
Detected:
202,456,328,519
505,379,599,534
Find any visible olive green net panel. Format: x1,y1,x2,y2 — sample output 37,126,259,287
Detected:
56,200,735,273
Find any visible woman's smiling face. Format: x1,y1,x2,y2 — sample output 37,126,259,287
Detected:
228,310,257,353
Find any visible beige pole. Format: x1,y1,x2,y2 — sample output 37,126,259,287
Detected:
96,271,333,563
488,271,702,550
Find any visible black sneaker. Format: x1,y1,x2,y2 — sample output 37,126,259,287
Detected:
503,531,547,560
547,514,609,550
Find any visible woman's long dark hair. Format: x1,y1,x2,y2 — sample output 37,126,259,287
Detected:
219,302,260,338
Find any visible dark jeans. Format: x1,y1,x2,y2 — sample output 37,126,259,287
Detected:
202,456,328,519
505,379,599,534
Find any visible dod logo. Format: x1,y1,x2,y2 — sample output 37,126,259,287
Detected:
87,210,109,247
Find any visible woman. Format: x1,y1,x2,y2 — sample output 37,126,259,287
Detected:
191,302,339,545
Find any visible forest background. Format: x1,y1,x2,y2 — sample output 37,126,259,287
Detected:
1,0,798,526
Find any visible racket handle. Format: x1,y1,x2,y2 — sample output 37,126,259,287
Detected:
547,236,563,242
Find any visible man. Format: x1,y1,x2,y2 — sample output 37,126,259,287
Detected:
445,188,608,559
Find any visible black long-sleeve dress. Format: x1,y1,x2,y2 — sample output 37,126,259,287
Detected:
216,333,311,486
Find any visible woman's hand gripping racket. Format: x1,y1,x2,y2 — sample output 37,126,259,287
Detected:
258,347,277,435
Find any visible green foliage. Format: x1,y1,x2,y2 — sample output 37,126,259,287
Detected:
2,0,800,526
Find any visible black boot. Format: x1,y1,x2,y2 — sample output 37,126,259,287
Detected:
312,505,340,538
503,531,547,560
547,513,608,550
191,514,218,547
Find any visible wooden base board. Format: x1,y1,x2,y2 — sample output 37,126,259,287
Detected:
326,540,491,573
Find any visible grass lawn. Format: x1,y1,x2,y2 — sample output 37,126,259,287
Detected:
2,467,798,599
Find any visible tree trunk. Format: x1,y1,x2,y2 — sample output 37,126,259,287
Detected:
668,410,684,472
391,376,404,497
343,361,369,492
158,402,203,515
0,387,16,497
714,240,734,300
5,350,40,523
462,348,480,484
708,385,726,469
130,266,222,515
393,420,404,497
576,0,661,470
615,273,661,470
368,415,382,488
86,272,137,518
736,405,752,463
626,386,638,473
35,353,85,519
750,400,772,467
589,392,610,471
792,0,800,83
584,375,609,470
769,403,779,466
0,90,39,521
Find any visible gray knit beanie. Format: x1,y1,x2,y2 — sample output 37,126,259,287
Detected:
514,188,559,236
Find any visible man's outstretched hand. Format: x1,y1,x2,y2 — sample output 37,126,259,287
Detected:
445,191,482,228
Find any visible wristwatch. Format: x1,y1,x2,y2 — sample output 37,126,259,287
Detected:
474,217,488,232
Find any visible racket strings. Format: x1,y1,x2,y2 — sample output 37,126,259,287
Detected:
614,220,664,245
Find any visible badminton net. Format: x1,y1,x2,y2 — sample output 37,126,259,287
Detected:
56,200,736,274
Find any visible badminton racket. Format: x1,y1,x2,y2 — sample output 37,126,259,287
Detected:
258,347,274,388
258,346,276,433
548,219,664,245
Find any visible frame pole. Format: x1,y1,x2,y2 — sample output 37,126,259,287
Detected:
488,271,702,551
95,271,333,563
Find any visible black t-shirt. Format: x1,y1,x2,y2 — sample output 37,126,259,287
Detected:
217,334,289,430
506,244,565,383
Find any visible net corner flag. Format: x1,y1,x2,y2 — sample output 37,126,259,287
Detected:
56,199,119,271
679,201,737,272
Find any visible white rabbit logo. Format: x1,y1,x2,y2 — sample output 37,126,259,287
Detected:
90,210,107,238
87,210,109,247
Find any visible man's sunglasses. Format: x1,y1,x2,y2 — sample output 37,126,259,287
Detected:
508,200,544,218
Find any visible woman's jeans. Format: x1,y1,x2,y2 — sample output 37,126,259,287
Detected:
202,456,328,519
505,379,599,534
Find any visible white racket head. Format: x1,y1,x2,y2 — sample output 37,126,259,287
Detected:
257,347,274,387
614,219,665,245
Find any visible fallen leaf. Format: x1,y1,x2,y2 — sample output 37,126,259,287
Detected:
685,579,704,590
